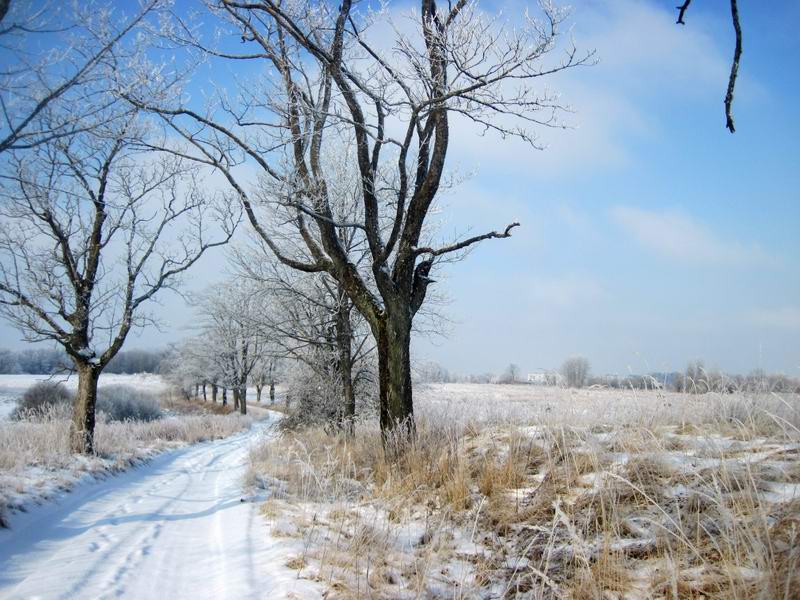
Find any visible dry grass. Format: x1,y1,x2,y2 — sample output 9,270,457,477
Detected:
248,385,800,598
0,402,253,525
160,393,238,416
0,408,251,471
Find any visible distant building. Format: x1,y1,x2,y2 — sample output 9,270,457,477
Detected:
527,372,547,384
527,371,561,386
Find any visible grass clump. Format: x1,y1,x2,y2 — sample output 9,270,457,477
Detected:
10,381,72,419
97,385,162,422
12,382,163,422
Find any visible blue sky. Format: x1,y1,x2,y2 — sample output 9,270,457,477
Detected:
1,0,798,376
412,0,800,376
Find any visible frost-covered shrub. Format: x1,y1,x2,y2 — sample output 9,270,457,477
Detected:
11,381,73,419
280,359,378,431
97,385,162,422
281,362,342,430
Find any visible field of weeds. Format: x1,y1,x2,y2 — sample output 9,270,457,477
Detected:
247,384,800,599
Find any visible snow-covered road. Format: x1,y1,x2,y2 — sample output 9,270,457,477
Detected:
0,419,319,599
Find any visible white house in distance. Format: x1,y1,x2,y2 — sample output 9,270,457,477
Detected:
527,372,547,384
527,371,562,385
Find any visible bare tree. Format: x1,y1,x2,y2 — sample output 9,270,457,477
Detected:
130,0,590,442
561,356,590,389
251,354,282,404
0,110,238,452
0,0,170,154
194,280,277,415
499,363,521,384
233,244,375,431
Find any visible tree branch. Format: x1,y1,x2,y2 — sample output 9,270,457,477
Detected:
725,0,742,133
675,1,693,25
413,222,520,258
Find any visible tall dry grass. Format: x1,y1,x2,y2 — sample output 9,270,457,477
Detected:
249,387,800,599
0,403,253,526
0,408,252,471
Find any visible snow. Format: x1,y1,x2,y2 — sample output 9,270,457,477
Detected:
0,416,322,599
0,373,168,420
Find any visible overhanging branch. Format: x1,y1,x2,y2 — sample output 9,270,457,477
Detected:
676,0,741,133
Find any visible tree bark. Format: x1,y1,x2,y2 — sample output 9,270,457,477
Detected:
256,384,262,403
232,387,240,411
269,380,275,404
212,383,218,403
335,291,356,434
375,311,414,444
202,382,207,401
239,385,247,415
222,387,227,406
69,362,100,454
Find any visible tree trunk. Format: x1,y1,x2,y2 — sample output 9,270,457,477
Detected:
256,384,262,403
239,385,247,415
202,382,207,401
69,362,100,454
194,383,199,399
233,387,240,411
222,387,227,406
269,381,275,404
375,312,414,444
212,383,218,403
335,292,356,434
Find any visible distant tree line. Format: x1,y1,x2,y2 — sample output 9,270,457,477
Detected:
0,348,166,375
414,357,800,394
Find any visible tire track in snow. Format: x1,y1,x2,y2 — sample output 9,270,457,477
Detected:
0,416,322,600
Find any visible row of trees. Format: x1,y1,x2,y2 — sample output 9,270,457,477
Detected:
0,0,742,453
0,348,166,375
161,243,378,428
0,0,588,453
0,1,238,452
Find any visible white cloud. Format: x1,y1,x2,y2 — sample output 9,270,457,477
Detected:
444,0,737,178
610,205,774,267
527,275,609,309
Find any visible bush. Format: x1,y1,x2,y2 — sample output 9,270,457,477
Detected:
97,385,162,422
11,381,73,419
12,382,162,422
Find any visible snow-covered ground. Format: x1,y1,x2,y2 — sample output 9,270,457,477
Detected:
0,416,321,599
247,384,800,598
0,373,167,420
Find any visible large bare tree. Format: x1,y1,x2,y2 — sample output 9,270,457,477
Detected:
231,192,376,432
131,0,590,441
0,110,238,452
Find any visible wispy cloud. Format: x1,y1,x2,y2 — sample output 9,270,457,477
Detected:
748,307,800,331
528,275,609,309
445,0,739,178
610,206,774,267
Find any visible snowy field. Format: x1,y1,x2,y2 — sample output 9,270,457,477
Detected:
413,382,797,428
249,383,800,598
0,373,167,420
1,380,798,598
